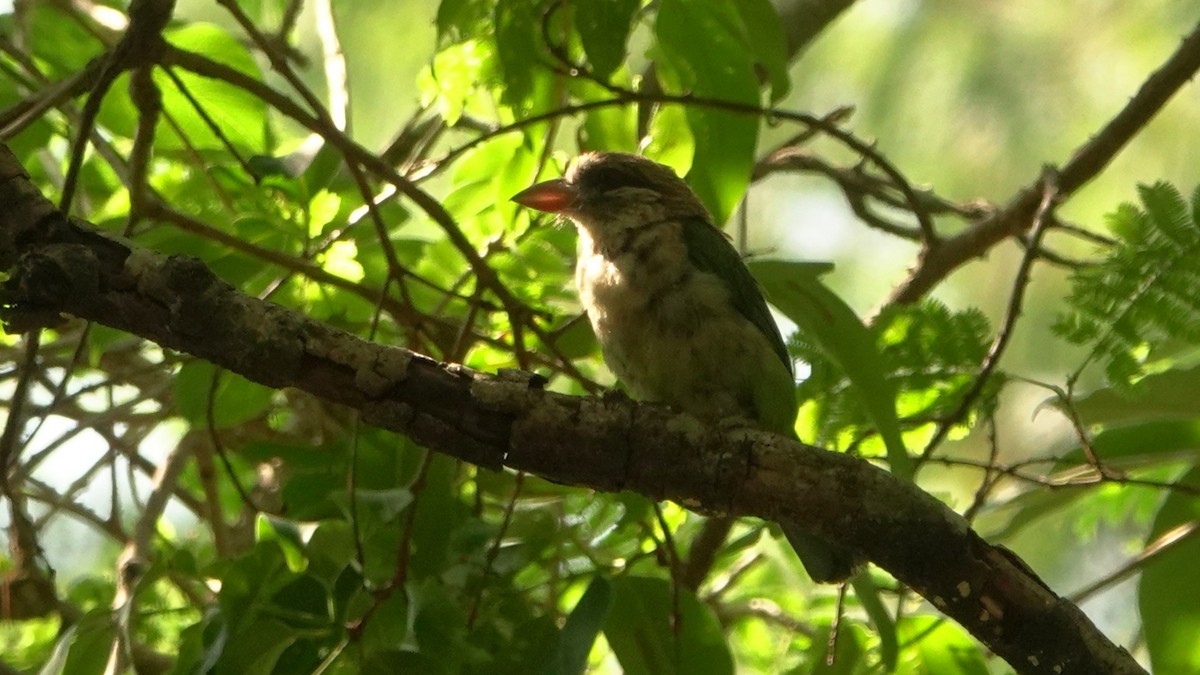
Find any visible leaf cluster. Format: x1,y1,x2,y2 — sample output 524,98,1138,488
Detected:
1055,181,1200,387
792,299,996,451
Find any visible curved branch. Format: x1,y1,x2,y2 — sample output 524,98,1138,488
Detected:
886,15,1200,306
0,145,1144,675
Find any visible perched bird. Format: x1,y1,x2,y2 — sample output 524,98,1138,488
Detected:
512,151,853,583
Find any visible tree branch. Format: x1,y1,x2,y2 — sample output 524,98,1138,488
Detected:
886,16,1200,306
0,145,1144,674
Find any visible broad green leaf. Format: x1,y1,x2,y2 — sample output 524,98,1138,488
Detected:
0,51,55,164
362,651,445,674
216,544,294,624
24,4,103,76
643,104,695,176
349,488,415,524
409,454,466,580
802,621,868,675
896,616,988,675
37,620,91,675
749,260,913,478
194,609,230,674
968,421,1198,542
216,617,297,675
573,80,638,152
1052,419,1200,472
494,0,541,109
271,574,332,625
361,592,409,656
604,576,733,675
576,0,639,80
240,441,346,520
978,485,1089,541
173,361,275,429
1139,465,1200,674
406,579,476,670
851,572,898,671
547,315,599,361
57,613,114,675
421,39,491,125
1067,365,1200,425
156,23,268,152
256,514,309,573
301,141,346,194
436,0,490,43
655,0,759,224
734,0,791,102
305,520,358,583
547,576,614,675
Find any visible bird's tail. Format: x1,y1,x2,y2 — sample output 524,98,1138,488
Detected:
782,525,855,584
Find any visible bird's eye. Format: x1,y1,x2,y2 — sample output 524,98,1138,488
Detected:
580,166,643,194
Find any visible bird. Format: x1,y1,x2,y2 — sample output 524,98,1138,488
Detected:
511,151,854,583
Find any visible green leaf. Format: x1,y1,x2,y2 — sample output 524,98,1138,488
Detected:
350,487,415,525
421,39,492,125
548,576,613,675
643,104,695,175
655,0,760,224
24,4,104,76
256,514,309,573
576,0,639,80
156,23,268,152
37,619,79,672
173,361,275,429
39,612,114,675
574,80,639,152
802,621,868,674
406,579,475,671
362,591,410,657
1055,180,1200,388
1139,180,1192,245
734,0,791,102
603,576,733,675
547,315,599,361
973,421,1199,543
494,0,541,109
850,572,898,671
1139,465,1200,674
981,485,1089,541
898,616,989,675
409,453,466,580
436,0,490,43
749,260,913,478
271,573,332,626
216,617,298,675
1053,419,1200,472
306,520,358,580
1067,365,1200,425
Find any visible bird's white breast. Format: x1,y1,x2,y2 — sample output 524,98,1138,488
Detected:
574,219,787,425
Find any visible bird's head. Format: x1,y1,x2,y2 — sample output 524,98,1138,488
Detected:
511,152,710,233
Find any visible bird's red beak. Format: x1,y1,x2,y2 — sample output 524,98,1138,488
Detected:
511,179,577,213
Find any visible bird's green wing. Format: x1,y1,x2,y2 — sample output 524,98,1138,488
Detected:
681,218,792,375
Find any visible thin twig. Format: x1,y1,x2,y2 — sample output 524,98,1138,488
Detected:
1068,520,1200,604
919,172,1059,464
888,15,1200,305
